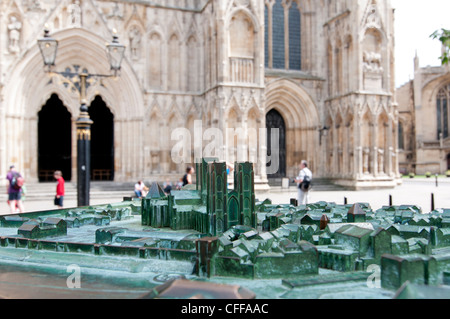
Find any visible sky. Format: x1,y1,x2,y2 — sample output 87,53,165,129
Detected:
393,0,450,87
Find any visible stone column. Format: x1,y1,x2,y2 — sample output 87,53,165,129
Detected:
265,0,274,69
27,117,38,182
371,115,377,176
329,122,337,177
345,123,350,176
387,117,393,176
258,113,268,181
114,119,123,181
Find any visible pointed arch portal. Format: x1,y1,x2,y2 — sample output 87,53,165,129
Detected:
38,94,72,181
89,96,114,181
38,94,115,182
266,108,286,178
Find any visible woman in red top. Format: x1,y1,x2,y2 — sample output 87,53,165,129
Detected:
54,170,65,208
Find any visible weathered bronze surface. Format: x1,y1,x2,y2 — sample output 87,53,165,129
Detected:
1,159,450,299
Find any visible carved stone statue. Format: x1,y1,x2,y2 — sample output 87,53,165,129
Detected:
68,0,81,27
129,27,141,61
7,16,21,53
363,51,383,74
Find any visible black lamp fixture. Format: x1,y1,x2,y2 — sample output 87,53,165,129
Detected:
38,26,125,75
106,29,126,76
37,26,125,206
37,28,58,72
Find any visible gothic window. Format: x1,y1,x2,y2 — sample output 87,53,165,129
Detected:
398,121,404,150
327,43,333,95
437,85,450,139
187,36,199,92
168,34,180,91
149,33,163,89
264,7,269,68
229,11,255,83
288,1,301,70
265,0,301,70
344,36,353,92
266,109,286,178
272,1,285,69
229,12,254,58
336,41,343,94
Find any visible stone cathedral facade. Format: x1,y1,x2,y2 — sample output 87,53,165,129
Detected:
0,0,400,190
396,55,450,176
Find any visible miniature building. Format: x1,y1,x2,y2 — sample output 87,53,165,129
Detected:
2,160,450,297
381,254,440,290
18,217,67,239
142,158,256,237
347,203,367,223
0,216,29,228
334,225,373,255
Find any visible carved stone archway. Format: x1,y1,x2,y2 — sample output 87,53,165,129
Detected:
2,28,144,182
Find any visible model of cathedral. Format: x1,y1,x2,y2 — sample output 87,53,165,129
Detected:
142,158,255,236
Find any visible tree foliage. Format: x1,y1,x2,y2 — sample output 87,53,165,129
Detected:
430,28,450,65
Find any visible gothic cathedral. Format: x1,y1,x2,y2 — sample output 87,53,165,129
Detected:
0,0,400,189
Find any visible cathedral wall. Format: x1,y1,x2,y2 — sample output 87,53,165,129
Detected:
413,70,450,175
395,81,415,175
0,0,400,189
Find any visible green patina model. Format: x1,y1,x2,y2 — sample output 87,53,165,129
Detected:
142,158,256,234
0,158,450,299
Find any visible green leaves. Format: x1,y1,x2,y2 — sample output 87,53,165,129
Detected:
430,28,450,65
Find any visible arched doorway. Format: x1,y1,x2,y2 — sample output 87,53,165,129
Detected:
38,94,72,181
266,108,286,178
89,96,114,181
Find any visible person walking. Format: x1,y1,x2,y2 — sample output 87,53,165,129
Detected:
54,170,65,208
295,160,312,205
6,165,25,214
181,166,195,187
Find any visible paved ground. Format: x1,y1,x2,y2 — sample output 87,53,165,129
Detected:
1,177,450,215
264,178,450,213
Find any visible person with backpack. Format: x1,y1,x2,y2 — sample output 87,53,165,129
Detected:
6,165,25,213
294,160,312,205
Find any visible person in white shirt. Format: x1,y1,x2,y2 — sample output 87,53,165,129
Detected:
294,160,312,205
134,180,146,198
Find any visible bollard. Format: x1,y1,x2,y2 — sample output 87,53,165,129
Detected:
431,193,435,211
389,195,392,206
344,197,347,205
290,198,298,207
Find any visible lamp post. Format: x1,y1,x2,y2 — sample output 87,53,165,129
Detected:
37,28,125,206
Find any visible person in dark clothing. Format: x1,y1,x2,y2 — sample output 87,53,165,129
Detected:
181,166,195,186
163,179,173,195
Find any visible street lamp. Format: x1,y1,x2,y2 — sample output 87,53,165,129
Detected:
106,30,126,76
37,27,125,207
37,28,58,71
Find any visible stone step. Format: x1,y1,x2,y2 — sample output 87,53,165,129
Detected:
2,181,137,202
6,178,347,201
267,178,348,191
